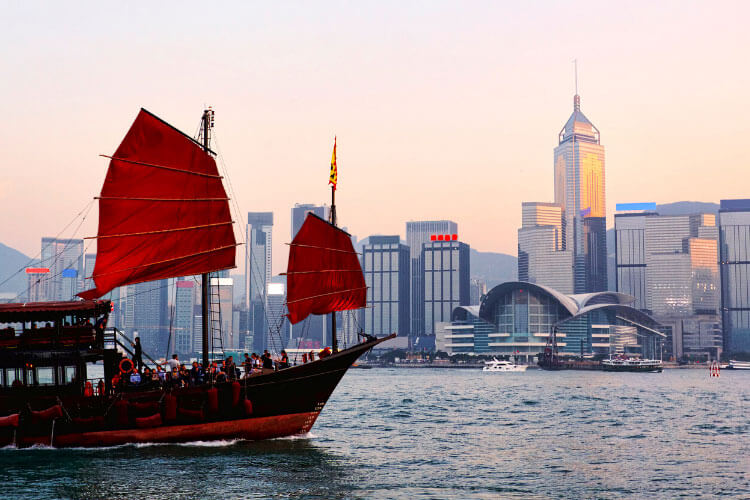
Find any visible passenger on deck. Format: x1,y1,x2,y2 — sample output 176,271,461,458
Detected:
179,364,191,386
142,367,152,385
129,370,141,385
319,346,332,359
215,366,227,383
225,356,237,380
301,353,308,364
261,350,274,371
160,354,180,373
279,350,290,369
131,337,143,372
242,354,252,377
168,367,182,388
309,350,315,362
190,361,204,385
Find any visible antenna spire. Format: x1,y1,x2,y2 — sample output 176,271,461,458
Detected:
573,59,580,111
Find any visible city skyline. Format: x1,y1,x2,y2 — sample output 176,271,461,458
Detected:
2,2,749,278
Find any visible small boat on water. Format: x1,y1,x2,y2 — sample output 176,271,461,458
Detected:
727,360,750,370
601,357,663,373
482,358,527,372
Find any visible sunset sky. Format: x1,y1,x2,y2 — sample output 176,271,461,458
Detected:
1,1,748,276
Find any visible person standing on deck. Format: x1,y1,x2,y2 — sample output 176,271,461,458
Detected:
131,337,143,372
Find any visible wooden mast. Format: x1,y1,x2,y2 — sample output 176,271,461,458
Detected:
201,108,212,368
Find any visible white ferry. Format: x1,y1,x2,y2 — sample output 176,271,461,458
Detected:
482,358,528,372
601,357,663,373
727,360,750,370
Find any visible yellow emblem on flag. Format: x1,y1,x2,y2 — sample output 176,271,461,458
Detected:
329,136,337,190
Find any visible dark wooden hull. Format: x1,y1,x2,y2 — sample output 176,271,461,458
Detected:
0,335,393,448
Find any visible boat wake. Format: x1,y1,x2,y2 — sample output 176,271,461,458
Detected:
273,431,317,440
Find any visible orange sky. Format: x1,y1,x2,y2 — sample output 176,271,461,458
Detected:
1,1,748,276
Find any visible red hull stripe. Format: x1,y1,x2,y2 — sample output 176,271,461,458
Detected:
19,412,320,448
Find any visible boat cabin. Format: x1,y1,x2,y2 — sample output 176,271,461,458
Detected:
0,300,112,393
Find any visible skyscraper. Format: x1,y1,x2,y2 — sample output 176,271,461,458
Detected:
517,202,574,294
553,94,607,293
615,207,721,359
718,199,750,355
291,204,328,239
40,237,84,301
290,204,328,347
422,237,470,335
174,280,196,356
246,212,273,352
362,235,410,337
406,220,458,336
125,279,169,356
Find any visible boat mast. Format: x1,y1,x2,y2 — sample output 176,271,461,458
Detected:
201,108,212,368
329,180,338,353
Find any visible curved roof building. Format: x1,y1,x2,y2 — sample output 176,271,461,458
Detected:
436,281,664,361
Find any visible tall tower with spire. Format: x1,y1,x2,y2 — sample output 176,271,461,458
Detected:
553,91,607,292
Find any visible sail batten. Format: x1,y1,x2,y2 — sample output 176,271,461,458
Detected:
79,109,236,299
285,214,366,324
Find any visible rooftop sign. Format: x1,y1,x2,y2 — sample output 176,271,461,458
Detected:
615,202,657,212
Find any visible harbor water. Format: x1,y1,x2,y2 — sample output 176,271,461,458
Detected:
1,368,748,499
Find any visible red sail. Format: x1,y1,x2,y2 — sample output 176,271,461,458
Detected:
79,109,236,299
286,214,366,324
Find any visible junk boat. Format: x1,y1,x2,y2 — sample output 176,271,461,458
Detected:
0,109,392,448
601,357,663,373
482,358,527,372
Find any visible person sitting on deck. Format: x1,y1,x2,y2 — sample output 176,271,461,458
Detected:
129,370,141,385
242,354,252,377
278,350,290,369
190,361,204,385
179,364,191,386
142,367,152,385
319,346,332,359
225,356,237,380
261,350,274,371
215,366,227,383
167,367,182,388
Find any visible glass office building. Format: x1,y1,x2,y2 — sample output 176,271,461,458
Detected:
362,236,410,337
422,238,469,335
553,94,607,293
406,220,458,335
719,199,750,354
246,212,273,352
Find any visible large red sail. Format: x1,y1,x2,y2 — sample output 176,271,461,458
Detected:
79,109,236,299
286,214,366,324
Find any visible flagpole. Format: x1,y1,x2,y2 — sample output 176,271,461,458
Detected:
329,136,338,353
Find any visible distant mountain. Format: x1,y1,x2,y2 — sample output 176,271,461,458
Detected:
470,249,517,289
655,201,719,216
606,201,721,290
0,242,33,297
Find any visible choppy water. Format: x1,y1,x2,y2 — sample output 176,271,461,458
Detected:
1,368,748,499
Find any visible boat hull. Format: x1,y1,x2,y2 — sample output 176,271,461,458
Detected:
601,363,662,373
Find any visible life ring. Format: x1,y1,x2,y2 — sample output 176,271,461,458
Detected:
119,358,134,374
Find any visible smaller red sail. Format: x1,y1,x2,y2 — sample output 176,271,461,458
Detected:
286,214,366,324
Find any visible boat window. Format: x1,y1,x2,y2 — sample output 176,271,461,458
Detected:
64,366,77,384
37,367,55,385
4,369,17,387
